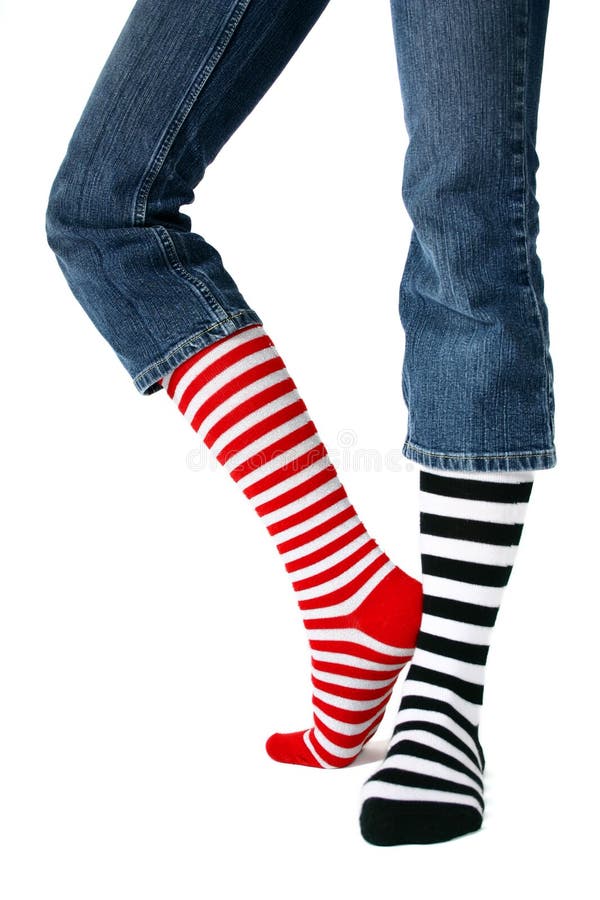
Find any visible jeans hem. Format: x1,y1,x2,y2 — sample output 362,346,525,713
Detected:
402,440,557,473
133,309,263,395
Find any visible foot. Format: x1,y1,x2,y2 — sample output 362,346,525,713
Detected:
359,693,485,843
266,563,422,767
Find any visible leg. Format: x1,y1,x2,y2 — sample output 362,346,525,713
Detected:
45,0,333,394
391,0,555,473
360,467,533,843
359,0,554,843
163,324,423,767
45,0,424,767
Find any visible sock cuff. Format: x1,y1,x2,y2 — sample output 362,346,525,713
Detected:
419,465,535,483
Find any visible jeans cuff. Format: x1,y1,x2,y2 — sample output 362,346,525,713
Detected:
402,440,557,473
133,310,264,395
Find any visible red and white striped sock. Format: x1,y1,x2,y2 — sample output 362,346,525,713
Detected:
161,325,422,767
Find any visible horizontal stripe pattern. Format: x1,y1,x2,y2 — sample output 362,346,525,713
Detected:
360,467,533,844
162,325,422,768
420,512,524,546
420,471,534,504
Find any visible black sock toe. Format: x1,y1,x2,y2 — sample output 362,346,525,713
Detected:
360,799,482,846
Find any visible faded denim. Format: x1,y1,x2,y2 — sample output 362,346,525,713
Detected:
45,0,556,472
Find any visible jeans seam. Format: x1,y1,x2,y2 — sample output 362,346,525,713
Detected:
151,225,228,319
399,230,418,433
132,0,253,228
517,0,553,449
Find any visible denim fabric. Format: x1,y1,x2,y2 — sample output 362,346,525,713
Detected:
391,0,555,472
45,0,331,395
45,0,556,473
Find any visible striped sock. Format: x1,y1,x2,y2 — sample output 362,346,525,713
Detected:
161,325,422,768
359,466,534,844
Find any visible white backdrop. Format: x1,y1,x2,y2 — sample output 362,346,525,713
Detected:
1,1,598,897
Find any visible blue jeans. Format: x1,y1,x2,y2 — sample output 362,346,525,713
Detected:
45,0,555,473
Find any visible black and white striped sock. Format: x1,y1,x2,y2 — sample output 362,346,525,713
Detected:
359,466,534,845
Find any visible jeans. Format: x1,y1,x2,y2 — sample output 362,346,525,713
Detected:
45,0,556,473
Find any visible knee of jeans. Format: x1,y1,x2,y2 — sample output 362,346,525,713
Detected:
45,126,134,256
403,147,529,276
45,171,73,258
45,162,122,277
404,143,514,214
46,153,92,256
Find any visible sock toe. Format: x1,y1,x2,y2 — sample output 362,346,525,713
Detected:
360,798,482,846
265,731,323,767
